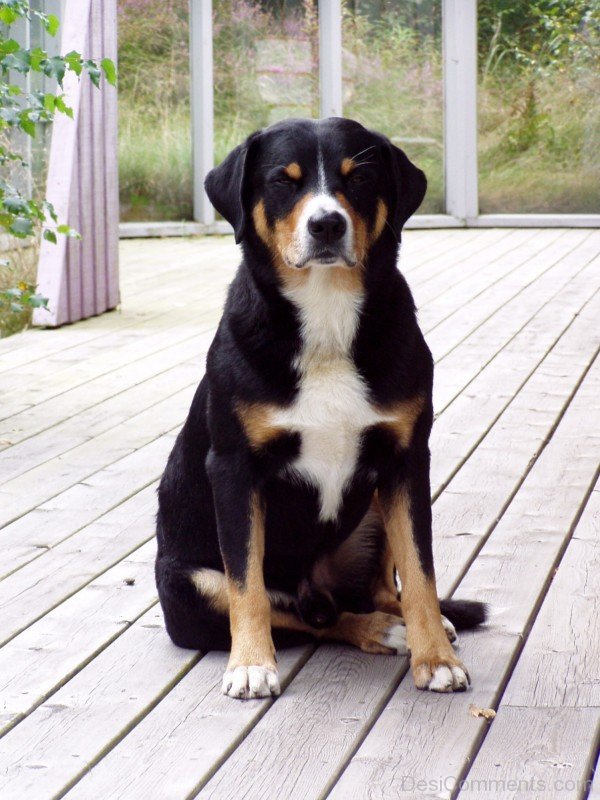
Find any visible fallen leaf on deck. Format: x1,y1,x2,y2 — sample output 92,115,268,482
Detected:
469,704,496,720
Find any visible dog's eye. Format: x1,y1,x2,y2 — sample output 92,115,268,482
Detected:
348,172,367,185
273,176,294,187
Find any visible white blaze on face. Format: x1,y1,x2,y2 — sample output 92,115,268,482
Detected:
296,193,354,267
292,145,355,268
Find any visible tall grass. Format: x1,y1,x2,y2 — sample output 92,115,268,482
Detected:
117,0,600,220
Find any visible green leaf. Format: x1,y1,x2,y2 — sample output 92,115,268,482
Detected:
2,48,31,74
43,56,66,86
29,47,46,71
3,195,28,214
64,51,82,76
54,95,73,119
43,200,58,223
43,228,57,244
27,293,48,308
84,60,101,88
9,217,34,237
0,8,19,25
0,38,20,58
18,111,35,138
57,224,81,239
45,13,60,37
10,302,24,312
43,93,56,113
101,58,117,86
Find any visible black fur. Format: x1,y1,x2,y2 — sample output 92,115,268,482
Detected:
155,117,486,652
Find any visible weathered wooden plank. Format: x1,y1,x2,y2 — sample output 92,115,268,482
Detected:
407,228,512,289
0,324,212,454
0,385,194,527
498,483,600,709
0,280,224,415
433,235,599,412
456,708,599,800
0,607,199,800
425,228,583,360
431,293,599,593
0,357,201,488
0,472,165,646
414,228,540,307
71,646,394,800
453,484,600,799
430,272,599,494
1,237,234,378
0,615,310,800
326,356,600,800
0,541,157,734
420,229,598,336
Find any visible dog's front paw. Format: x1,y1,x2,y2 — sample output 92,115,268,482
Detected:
221,665,280,699
412,655,470,693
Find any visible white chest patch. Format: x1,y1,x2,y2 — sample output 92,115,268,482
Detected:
273,268,393,521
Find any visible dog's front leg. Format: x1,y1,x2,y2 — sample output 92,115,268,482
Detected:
207,451,278,700
378,441,470,693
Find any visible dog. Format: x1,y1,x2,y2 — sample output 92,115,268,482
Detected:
155,117,486,700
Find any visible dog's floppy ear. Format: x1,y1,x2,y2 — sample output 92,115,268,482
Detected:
204,132,260,243
387,143,427,233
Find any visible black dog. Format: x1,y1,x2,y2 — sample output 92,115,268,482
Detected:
155,117,486,699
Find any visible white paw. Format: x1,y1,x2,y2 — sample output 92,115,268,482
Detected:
221,665,280,699
441,615,458,645
417,662,470,693
382,622,409,655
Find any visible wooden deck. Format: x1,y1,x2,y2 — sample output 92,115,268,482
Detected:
0,228,598,800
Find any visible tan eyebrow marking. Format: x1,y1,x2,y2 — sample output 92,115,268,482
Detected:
284,162,302,180
341,158,356,176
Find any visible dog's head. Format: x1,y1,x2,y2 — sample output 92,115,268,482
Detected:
205,117,426,275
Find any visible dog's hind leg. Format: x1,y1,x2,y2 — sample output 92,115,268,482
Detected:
370,518,458,644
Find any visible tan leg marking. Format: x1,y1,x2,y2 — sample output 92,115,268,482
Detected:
226,493,274,671
191,565,407,657
378,393,425,449
379,489,469,691
218,494,280,698
235,401,287,451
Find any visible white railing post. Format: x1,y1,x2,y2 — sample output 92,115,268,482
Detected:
442,0,478,222
190,0,215,225
318,0,343,118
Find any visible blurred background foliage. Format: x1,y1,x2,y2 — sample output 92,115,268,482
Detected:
117,0,599,220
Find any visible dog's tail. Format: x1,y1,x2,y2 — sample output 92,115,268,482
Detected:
439,598,487,631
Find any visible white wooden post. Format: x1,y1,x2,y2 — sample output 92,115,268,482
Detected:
190,0,215,225
442,0,478,222
33,0,119,326
318,0,343,118
10,14,32,199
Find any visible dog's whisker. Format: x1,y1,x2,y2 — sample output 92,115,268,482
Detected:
351,144,377,161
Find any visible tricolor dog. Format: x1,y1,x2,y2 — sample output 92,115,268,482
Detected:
155,117,486,700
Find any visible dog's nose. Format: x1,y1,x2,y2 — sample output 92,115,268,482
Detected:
307,211,347,244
